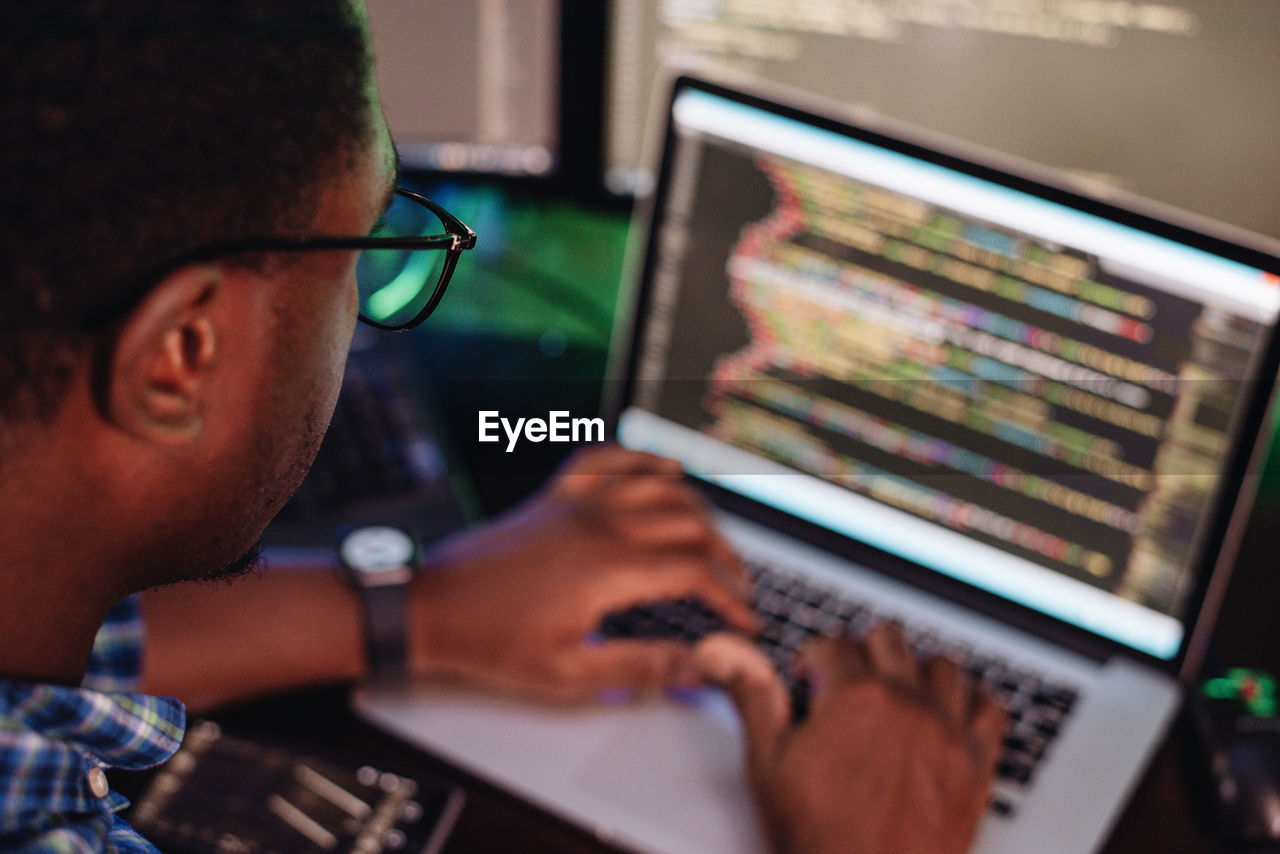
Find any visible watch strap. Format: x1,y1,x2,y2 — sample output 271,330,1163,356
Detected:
357,580,411,681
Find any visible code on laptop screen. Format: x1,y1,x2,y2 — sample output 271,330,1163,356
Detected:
619,87,1280,659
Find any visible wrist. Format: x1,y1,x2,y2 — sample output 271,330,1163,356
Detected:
405,554,475,680
406,568,446,678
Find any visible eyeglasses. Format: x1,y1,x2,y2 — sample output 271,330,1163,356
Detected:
349,187,478,330
241,186,477,331
89,187,477,332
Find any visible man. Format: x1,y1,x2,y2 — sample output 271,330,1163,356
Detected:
0,3,1005,853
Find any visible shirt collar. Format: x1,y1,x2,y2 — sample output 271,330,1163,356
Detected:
1,681,184,840
1,681,185,769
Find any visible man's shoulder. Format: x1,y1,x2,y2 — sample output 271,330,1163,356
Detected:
3,815,160,854
0,679,184,854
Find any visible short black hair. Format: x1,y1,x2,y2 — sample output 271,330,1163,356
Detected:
0,1,373,422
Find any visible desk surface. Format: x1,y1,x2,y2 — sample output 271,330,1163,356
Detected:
185,684,1221,854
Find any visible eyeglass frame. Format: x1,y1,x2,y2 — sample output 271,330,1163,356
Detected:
82,187,477,333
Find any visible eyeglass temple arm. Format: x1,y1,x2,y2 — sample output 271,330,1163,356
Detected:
397,188,477,251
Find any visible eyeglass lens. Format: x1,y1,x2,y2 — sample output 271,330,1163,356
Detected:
356,192,449,328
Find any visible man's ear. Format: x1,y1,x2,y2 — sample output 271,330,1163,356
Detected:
106,265,225,446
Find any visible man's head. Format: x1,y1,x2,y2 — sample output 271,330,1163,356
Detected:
0,1,396,592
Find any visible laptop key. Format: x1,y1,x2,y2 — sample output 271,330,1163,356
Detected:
1046,687,1079,712
944,641,974,665
996,752,1035,785
1033,714,1064,738
817,593,844,614
990,795,1017,818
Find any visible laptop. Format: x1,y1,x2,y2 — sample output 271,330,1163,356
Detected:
355,76,1280,854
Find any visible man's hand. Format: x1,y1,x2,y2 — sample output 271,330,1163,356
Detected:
407,445,756,701
697,626,1006,854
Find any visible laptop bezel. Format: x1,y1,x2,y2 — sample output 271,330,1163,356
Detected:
606,74,1280,679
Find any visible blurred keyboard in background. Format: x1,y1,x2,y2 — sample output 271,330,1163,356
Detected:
263,326,471,560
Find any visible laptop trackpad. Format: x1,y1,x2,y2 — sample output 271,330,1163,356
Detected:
353,683,770,854
574,690,767,854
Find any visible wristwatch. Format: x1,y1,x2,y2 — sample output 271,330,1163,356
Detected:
338,525,419,681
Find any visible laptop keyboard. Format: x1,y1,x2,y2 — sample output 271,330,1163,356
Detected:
599,557,1081,817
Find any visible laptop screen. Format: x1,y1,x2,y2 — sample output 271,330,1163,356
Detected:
617,80,1280,661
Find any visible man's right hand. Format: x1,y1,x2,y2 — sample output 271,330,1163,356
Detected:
696,625,1007,854
406,445,755,701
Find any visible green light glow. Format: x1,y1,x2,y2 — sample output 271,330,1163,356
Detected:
1201,669,1278,717
366,252,435,321
1203,678,1235,699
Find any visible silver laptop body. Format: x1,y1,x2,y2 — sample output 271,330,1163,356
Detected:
357,76,1280,854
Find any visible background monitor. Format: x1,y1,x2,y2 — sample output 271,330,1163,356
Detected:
368,0,560,178
604,0,1280,242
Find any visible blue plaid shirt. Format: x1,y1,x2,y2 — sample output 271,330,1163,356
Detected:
0,597,186,852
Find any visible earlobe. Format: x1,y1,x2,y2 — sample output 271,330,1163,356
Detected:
106,265,224,446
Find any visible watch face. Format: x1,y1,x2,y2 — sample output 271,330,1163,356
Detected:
340,526,416,574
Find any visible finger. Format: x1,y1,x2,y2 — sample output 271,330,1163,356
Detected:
595,552,759,633
566,639,701,694
609,502,717,545
967,694,1009,775
553,445,683,497
562,444,682,477
604,475,703,512
861,622,919,689
596,474,751,594
694,634,790,776
794,636,872,704
593,471,752,591
690,574,758,633
921,654,968,729
608,507,749,597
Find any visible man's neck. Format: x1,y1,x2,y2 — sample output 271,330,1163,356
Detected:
0,541,124,686
0,437,131,686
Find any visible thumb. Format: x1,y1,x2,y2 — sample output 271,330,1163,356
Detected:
568,639,702,696
694,634,790,777
553,445,683,498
